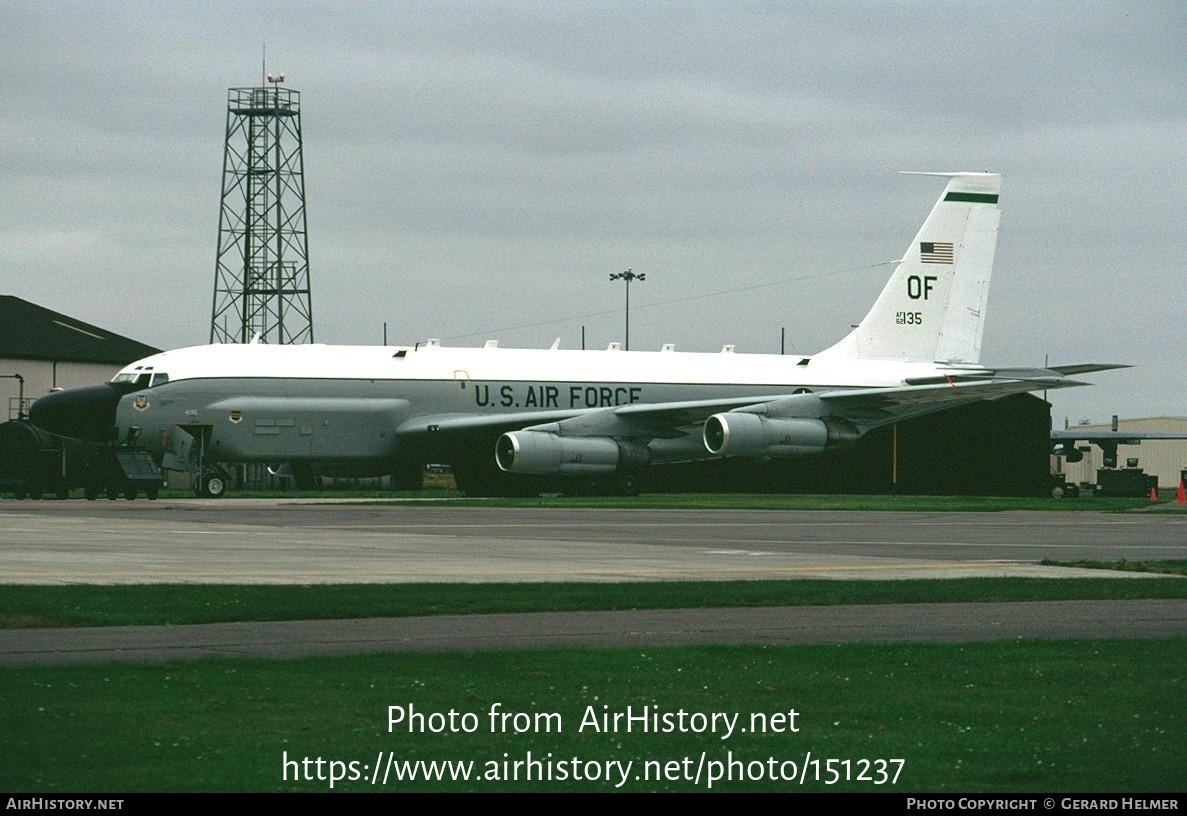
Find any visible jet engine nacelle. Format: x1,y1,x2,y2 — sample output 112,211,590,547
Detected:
496,430,650,475
703,413,859,459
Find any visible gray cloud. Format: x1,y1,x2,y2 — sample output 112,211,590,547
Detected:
1,0,1183,421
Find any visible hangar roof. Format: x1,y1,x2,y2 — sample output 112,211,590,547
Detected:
0,296,160,365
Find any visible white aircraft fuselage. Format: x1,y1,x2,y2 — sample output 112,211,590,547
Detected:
29,172,1122,496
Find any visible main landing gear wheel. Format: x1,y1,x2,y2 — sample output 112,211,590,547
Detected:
562,473,642,497
451,457,542,498
197,474,227,499
617,472,641,496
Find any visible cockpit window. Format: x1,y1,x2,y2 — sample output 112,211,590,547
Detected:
112,370,167,387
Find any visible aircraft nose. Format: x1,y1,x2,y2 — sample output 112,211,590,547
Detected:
29,384,126,443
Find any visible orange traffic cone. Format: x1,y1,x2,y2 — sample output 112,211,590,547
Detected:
1149,486,1158,502
1177,480,1186,504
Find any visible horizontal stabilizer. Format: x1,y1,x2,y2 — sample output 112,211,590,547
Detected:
906,364,1129,385
813,376,1089,432
1046,363,1131,376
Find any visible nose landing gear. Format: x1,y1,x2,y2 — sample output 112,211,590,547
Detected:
194,469,229,499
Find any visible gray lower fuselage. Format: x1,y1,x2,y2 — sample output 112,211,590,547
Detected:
113,376,836,467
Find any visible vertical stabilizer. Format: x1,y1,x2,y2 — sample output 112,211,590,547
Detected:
817,172,1001,364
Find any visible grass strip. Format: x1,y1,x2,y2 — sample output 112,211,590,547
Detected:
3,577,1186,629
1041,559,1187,577
2,638,1182,792
346,493,1160,511
122,489,1162,512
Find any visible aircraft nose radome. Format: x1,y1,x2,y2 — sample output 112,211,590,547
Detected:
29,384,122,443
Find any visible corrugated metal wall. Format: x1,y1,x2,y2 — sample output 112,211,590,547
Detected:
0,357,123,420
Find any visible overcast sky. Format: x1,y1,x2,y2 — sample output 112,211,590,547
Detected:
2,1,1183,423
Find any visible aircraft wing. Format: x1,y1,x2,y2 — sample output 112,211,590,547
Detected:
396,408,587,438
813,376,1087,433
551,372,1097,438
397,370,1094,450
394,395,795,442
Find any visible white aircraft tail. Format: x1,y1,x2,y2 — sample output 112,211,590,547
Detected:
817,172,1001,365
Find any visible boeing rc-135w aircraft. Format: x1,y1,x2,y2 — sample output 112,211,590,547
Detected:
31,172,1123,497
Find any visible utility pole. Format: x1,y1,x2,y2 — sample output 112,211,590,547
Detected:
608,268,645,350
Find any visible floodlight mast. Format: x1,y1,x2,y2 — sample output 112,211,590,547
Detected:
608,268,645,351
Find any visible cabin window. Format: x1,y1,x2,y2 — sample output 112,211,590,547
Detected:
151,373,170,387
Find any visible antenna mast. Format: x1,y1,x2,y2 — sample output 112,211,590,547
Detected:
210,68,314,344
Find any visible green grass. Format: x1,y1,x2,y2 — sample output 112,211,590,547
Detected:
4,577,1186,629
1041,559,1187,577
346,493,1161,511
2,639,1182,792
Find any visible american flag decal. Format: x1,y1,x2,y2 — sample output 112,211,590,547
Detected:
920,241,954,264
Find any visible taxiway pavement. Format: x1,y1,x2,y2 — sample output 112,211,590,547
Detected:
4,500,1185,665
3,500,1186,584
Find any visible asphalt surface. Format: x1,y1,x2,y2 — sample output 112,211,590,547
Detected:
3,600,1186,667
2,499,1185,665
4,499,1187,583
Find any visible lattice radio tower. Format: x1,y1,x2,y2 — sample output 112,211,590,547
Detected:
210,71,313,344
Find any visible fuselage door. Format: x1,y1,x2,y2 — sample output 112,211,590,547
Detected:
168,424,213,472
452,369,472,409
159,424,196,471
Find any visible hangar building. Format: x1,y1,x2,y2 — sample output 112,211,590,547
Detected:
643,394,1053,497
1057,417,1187,490
0,295,159,419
